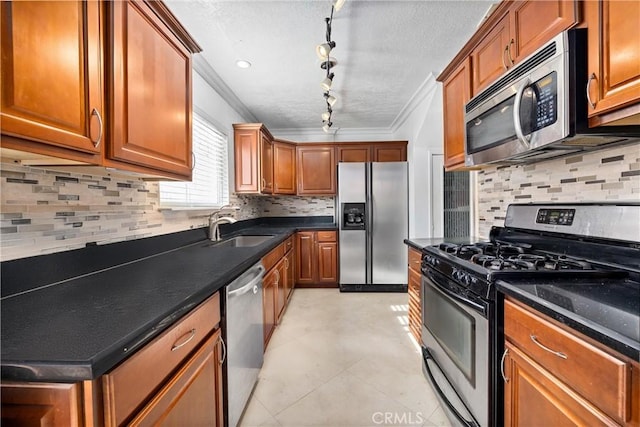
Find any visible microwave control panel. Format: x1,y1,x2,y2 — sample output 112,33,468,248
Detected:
531,72,557,131
536,208,575,226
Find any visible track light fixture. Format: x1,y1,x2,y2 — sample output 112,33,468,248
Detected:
324,91,337,107
321,72,335,91
316,1,345,132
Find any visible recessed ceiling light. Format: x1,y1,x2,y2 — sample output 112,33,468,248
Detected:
236,60,251,69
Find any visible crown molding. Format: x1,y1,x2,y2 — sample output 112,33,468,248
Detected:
271,126,397,142
192,55,258,122
389,72,438,133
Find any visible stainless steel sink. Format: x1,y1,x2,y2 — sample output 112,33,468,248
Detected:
218,235,274,247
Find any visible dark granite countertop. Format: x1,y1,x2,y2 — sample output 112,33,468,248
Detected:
0,216,336,382
498,279,640,360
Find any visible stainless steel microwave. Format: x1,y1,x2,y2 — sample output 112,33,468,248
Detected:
464,29,639,166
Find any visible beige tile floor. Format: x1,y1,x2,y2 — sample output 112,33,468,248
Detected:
239,289,452,427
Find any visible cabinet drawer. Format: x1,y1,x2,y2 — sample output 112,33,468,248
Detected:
103,292,221,426
316,231,336,242
284,236,294,253
504,299,631,423
262,243,286,272
408,248,422,273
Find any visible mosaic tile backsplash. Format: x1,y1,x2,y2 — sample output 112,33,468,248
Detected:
0,162,335,261
477,142,640,238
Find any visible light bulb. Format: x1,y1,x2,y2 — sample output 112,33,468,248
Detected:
326,94,337,107
322,111,331,121
321,74,334,91
316,42,334,60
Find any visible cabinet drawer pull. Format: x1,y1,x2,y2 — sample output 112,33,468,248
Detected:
530,334,567,359
262,178,266,188
586,73,597,109
275,269,280,284
284,258,289,269
500,348,509,382
171,329,196,351
91,108,103,148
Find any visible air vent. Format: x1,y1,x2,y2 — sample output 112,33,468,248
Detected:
466,41,558,113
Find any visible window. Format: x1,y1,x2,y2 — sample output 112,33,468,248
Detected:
159,112,229,208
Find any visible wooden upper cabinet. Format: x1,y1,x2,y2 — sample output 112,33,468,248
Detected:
273,141,296,194
442,57,472,171
0,1,103,160
296,145,336,195
371,142,407,162
509,0,578,64
337,145,371,163
260,133,273,194
585,0,640,125
233,124,275,194
107,0,194,179
472,12,511,93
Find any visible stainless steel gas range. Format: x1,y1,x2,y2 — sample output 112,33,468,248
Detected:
419,203,640,427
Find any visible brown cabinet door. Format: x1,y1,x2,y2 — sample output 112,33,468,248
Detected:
129,331,224,427
503,342,618,427
337,145,371,162
260,132,273,194
263,269,277,347
442,57,472,171
284,250,295,301
372,143,407,162
472,12,511,93
296,146,336,195
0,1,103,158
586,0,640,120
108,0,192,178
234,128,260,193
317,242,338,284
1,382,83,426
407,268,422,342
276,260,286,321
510,0,578,64
295,232,315,284
273,142,296,194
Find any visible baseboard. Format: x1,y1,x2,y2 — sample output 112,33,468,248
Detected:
339,284,408,292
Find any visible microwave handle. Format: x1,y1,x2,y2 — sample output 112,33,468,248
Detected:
513,79,532,148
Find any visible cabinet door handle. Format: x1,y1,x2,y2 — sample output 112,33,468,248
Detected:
500,348,509,382
530,335,568,359
284,258,289,270
507,39,515,65
218,336,226,364
91,108,103,148
191,152,196,171
586,73,597,109
262,178,266,188
275,269,280,284
502,44,509,69
171,328,196,351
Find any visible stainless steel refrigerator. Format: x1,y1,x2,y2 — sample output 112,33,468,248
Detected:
338,162,408,292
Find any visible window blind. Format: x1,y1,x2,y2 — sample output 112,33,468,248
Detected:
159,113,229,207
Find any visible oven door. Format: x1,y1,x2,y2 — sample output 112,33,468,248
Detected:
421,268,489,427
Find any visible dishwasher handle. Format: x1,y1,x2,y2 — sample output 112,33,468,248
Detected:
228,265,265,297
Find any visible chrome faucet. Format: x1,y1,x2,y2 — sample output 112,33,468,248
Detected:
208,206,238,241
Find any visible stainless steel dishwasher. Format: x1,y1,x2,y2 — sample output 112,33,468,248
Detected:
225,262,265,427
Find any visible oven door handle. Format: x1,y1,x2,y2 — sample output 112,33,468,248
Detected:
423,348,480,427
425,270,487,316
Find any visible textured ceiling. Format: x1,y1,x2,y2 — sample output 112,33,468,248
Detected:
165,0,496,133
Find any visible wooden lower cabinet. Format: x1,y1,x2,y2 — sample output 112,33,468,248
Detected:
504,342,619,427
1,292,224,427
262,236,295,348
295,231,338,287
1,382,83,426
262,266,278,347
129,330,224,427
407,247,422,342
503,298,640,426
